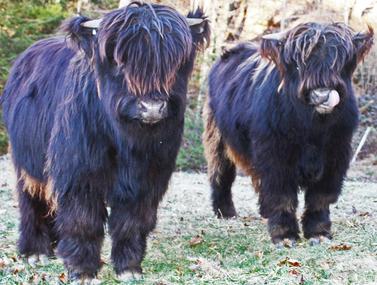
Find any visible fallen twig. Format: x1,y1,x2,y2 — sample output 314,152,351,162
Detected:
359,100,375,114
351,126,371,164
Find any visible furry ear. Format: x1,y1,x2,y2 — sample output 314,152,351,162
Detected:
353,25,374,63
187,8,210,50
260,31,287,64
60,16,96,57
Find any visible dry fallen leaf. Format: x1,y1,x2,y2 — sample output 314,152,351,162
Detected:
30,273,40,284
241,216,255,223
1,257,11,267
289,268,301,276
278,257,301,267
59,272,67,283
100,259,107,266
189,235,204,247
255,251,263,259
12,265,25,275
330,244,352,251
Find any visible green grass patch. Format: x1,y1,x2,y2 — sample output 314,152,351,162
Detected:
0,0,76,155
176,110,206,172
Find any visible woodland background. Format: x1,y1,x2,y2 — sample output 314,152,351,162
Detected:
0,0,376,172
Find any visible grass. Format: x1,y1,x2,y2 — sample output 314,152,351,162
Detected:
0,0,75,155
0,111,6,155
176,110,206,172
0,0,70,91
0,165,376,284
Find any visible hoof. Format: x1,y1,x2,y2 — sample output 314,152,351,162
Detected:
69,270,99,285
118,270,142,282
215,206,238,219
39,254,49,265
71,277,101,285
275,238,297,249
27,254,49,267
309,235,331,246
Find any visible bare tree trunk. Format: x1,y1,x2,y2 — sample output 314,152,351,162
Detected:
192,0,213,119
225,0,242,42
77,0,83,14
224,0,249,42
77,0,90,15
344,0,350,24
194,0,250,119
280,0,287,30
234,2,248,40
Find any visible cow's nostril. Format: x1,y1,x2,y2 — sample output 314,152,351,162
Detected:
310,89,330,105
139,101,148,112
159,102,167,114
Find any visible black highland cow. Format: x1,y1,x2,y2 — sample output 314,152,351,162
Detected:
1,2,209,282
204,23,373,246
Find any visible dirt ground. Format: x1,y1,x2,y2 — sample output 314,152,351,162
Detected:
0,154,376,284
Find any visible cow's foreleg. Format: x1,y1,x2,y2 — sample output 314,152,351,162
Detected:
109,198,157,280
302,142,350,244
258,170,299,246
302,186,335,244
56,187,107,281
302,172,344,244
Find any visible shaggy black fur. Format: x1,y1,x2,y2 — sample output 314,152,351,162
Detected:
1,1,209,279
204,23,373,243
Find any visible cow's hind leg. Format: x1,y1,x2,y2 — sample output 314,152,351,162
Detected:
203,104,237,218
109,198,158,280
17,173,56,266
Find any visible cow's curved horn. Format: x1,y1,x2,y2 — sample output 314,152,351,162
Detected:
81,19,102,29
187,18,204,26
262,30,288,41
80,17,204,29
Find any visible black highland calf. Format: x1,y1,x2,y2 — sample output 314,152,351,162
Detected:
1,2,209,282
204,22,373,245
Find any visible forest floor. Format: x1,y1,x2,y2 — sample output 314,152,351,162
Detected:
0,154,376,285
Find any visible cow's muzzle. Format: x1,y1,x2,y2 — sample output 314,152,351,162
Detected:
139,100,168,124
309,88,340,114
